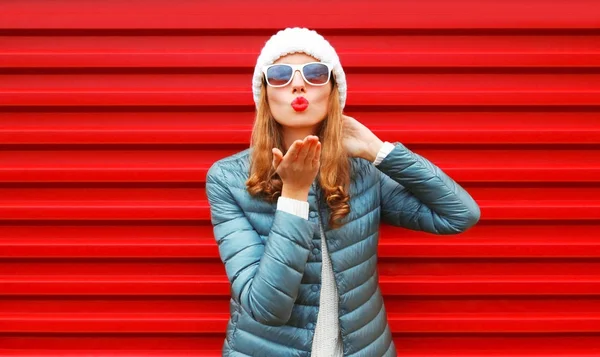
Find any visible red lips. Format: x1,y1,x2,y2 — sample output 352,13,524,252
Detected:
291,97,309,112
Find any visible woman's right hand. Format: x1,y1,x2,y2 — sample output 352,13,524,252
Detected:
272,135,321,200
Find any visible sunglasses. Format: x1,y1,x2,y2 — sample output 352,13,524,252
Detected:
262,62,333,87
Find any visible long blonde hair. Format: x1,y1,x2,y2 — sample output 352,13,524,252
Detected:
246,77,351,229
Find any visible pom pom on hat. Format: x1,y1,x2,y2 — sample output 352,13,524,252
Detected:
252,27,347,109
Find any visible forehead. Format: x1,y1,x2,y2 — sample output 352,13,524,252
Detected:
273,52,320,65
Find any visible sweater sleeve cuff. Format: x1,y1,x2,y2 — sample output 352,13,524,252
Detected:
373,141,396,166
277,196,309,220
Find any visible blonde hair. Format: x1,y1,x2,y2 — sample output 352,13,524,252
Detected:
246,77,351,229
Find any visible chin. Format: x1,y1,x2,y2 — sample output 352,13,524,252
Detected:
273,108,325,126
293,115,325,126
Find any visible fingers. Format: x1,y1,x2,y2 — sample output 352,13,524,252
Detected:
285,140,303,161
272,148,283,170
296,136,315,163
275,135,321,169
303,136,319,166
311,141,321,167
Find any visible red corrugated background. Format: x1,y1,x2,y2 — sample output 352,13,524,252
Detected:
1,0,600,356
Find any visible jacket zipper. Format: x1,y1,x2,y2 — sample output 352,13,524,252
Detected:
312,181,346,353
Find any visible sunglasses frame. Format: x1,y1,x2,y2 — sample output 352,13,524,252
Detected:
262,62,334,88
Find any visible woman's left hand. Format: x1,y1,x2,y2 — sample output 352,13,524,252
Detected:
342,114,384,162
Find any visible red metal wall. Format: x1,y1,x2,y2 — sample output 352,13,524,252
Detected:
1,0,600,355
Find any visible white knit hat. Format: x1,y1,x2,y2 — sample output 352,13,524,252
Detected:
252,27,347,109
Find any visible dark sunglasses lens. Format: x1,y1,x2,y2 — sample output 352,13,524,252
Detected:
266,65,292,86
303,63,330,85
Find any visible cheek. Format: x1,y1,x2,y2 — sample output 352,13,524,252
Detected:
312,87,332,108
266,89,289,121
266,88,287,106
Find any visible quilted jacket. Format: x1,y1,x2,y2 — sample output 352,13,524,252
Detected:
205,141,481,357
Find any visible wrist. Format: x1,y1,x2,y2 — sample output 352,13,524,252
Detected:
281,185,309,201
364,138,384,162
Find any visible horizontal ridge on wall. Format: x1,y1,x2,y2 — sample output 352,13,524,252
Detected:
3,224,600,258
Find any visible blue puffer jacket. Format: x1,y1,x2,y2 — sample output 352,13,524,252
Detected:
206,141,480,357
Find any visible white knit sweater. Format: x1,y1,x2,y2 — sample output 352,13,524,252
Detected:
276,142,395,356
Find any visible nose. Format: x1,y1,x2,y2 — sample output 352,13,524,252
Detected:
290,69,306,94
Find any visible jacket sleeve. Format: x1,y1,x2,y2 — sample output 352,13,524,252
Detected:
205,162,315,326
375,142,480,234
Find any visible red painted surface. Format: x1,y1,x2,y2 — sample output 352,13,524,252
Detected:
1,0,600,355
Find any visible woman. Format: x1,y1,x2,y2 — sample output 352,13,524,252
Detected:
206,27,480,357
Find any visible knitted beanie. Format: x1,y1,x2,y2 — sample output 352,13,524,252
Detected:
252,27,347,110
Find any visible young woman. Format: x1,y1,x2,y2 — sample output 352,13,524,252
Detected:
206,27,480,357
